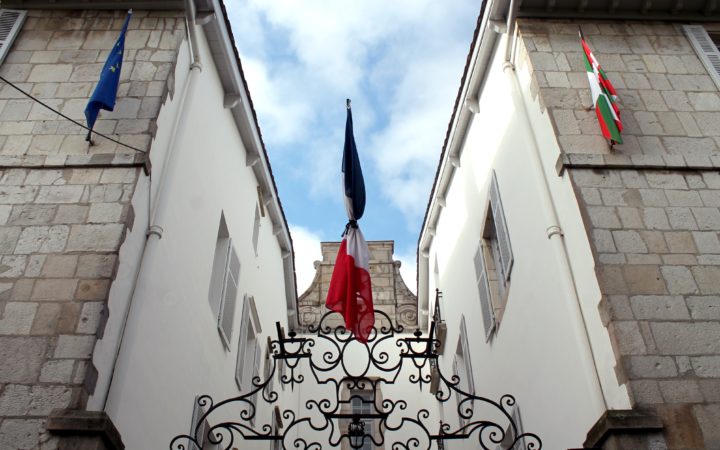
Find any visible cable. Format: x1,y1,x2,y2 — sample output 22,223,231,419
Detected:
0,75,146,154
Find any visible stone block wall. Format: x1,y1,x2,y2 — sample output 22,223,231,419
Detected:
518,20,720,158
516,19,720,448
298,241,418,330
0,9,184,449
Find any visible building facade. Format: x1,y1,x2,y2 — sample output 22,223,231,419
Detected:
298,240,418,331
418,0,720,448
0,1,298,449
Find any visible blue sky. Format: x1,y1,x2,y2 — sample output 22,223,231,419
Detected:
225,0,480,292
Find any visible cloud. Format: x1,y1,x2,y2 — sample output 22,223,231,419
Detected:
289,224,324,295
227,0,480,255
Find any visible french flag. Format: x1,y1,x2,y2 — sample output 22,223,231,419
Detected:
326,100,375,343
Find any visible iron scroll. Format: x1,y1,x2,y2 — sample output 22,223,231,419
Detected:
169,309,542,450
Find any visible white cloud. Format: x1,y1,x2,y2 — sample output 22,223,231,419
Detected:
289,224,323,295
228,0,479,227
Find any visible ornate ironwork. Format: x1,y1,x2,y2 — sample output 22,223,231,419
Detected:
170,310,542,450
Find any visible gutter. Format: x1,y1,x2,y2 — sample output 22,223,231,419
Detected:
501,2,608,411
95,2,204,412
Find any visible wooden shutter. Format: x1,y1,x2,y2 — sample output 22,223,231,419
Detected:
235,296,250,388
459,317,475,394
249,340,261,412
0,10,26,66
189,396,207,450
473,245,495,340
264,338,276,396
218,244,240,347
490,171,513,282
684,25,720,90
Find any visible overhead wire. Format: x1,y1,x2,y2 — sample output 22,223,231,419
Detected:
0,75,146,154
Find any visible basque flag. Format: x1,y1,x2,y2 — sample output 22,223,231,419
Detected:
85,11,132,141
580,29,623,144
326,100,375,343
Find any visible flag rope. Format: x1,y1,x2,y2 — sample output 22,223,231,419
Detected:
0,75,146,154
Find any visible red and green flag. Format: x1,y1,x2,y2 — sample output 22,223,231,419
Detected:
581,32,623,144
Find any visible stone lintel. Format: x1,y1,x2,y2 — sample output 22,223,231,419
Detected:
47,409,125,450
556,152,720,175
584,409,664,449
0,153,151,175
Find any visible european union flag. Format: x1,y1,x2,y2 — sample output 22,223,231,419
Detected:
85,11,132,141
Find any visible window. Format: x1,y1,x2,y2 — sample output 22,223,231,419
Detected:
453,316,475,427
252,203,261,256
0,9,26,66
264,336,275,397
189,396,218,450
474,171,513,340
350,390,374,450
270,406,283,450
208,214,240,349
684,25,720,89
497,405,525,450
236,295,261,392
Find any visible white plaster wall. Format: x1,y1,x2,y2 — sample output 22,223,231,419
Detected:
92,25,297,450
426,33,631,449
88,29,193,415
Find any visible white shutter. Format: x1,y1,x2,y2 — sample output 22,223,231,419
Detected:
684,25,720,90
459,317,475,394
218,245,240,347
189,396,207,450
0,10,26,66
490,171,513,281
249,340,261,412
473,246,496,340
264,338,274,396
235,297,250,388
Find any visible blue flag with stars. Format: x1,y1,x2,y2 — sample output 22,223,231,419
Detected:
85,12,132,140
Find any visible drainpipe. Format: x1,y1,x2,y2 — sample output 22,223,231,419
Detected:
501,4,608,413
95,4,204,412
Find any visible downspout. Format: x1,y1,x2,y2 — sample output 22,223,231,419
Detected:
501,2,608,412
95,2,204,412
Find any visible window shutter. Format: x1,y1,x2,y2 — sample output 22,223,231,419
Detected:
459,317,475,394
684,25,720,90
264,341,274,395
249,340,261,410
252,341,261,387
218,245,240,347
490,171,513,281
189,396,207,450
235,296,250,388
473,246,495,340
0,10,26,66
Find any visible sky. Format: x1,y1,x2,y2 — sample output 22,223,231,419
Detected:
225,0,480,294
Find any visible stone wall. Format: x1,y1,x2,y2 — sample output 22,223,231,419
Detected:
0,9,184,449
517,19,720,448
298,241,418,330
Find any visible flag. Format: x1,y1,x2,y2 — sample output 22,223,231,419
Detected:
85,11,132,141
581,31,623,144
326,100,374,343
